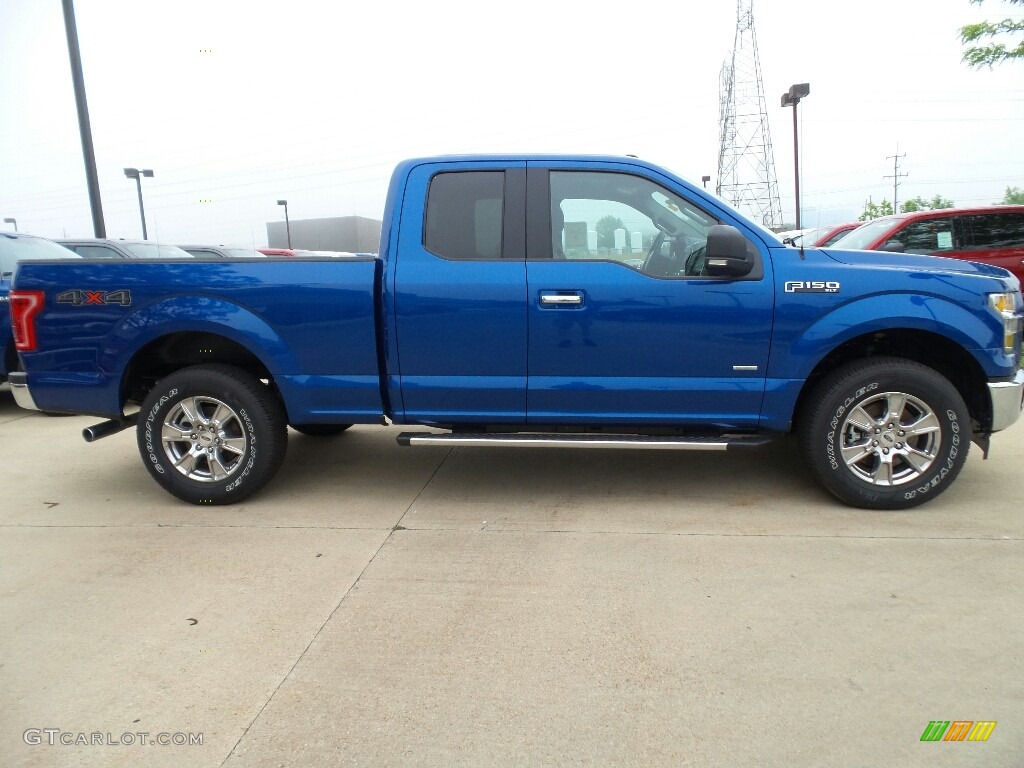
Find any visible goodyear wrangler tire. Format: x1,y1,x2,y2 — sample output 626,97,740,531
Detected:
799,357,970,510
137,365,288,505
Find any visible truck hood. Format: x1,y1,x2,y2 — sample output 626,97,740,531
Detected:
822,247,1016,283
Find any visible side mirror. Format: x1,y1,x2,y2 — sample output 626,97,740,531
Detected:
705,225,754,277
879,240,905,253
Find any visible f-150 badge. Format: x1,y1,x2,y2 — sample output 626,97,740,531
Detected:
784,281,840,293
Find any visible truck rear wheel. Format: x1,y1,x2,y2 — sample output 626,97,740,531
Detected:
137,364,288,505
799,357,970,510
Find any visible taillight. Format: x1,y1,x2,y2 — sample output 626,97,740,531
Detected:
11,290,45,352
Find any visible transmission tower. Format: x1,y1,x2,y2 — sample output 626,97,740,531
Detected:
717,0,782,230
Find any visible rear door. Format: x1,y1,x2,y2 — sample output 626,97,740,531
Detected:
524,162,773,427
393,161,528,424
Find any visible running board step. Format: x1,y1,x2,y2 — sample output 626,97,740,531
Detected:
396,432,771,451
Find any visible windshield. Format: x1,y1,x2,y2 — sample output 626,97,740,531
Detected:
831,218,902,250
123,243,194,258
649,161,783,244
0,233,80,276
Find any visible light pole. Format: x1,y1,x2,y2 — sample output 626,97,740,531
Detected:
701,175,711,189
62,0,105,237
781,82,810,230
124,167,154,239
277,200,291,248
3,217,16,232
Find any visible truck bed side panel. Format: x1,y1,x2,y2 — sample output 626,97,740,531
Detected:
14,259,384,422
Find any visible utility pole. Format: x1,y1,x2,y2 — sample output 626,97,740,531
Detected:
884,147,908,214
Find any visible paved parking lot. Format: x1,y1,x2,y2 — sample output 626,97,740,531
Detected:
1,387,1021,767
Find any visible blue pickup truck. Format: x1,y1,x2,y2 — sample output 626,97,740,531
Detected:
8,155,1024,509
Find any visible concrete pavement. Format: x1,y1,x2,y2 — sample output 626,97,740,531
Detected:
1,388,1021,767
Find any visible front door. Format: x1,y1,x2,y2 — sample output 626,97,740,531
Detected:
525,163,773,428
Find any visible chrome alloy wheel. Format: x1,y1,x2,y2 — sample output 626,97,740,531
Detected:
161,396,247,482
838,390,941,487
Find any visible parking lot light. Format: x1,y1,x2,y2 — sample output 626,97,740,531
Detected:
277,200,291,248
781,83,810,230
124,167,154,240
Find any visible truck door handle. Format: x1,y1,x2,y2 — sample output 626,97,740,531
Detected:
539,292,584,306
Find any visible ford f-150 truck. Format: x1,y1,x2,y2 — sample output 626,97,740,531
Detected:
8,155,1024,509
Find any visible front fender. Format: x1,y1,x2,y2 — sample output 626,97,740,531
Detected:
769,293,1005,381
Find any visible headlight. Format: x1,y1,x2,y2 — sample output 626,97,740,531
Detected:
989,292,1021,354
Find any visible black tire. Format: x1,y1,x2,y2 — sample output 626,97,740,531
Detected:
290,423,352,436
137,364,288,505
799,357,970,510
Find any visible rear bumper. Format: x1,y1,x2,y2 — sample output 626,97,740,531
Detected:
988,369,1024,432
8,372,39,411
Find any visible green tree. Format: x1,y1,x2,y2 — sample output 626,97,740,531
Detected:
859,199,894,221
961,0,1024,67
594,215,625,248
900,195,955,212
1000,186,1024,203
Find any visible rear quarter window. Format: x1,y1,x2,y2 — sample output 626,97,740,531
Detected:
71,245,124,258
964,212,1024,249
424,171,504,260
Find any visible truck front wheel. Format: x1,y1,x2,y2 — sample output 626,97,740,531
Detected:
137,365,288,505
800,357,970,510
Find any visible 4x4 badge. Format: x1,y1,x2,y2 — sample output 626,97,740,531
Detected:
57,289,132,306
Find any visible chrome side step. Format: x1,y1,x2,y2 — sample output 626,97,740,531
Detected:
396,432,771,451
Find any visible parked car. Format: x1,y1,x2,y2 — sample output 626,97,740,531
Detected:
830,206,1024,283
300,250,360,257
809,222,860,247
57,239,194,259
780,223,860,248
256,248,355,257
178,245,266,258
0,232,80,383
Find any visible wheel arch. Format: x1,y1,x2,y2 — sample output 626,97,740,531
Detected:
103,296,299,417
121,331,275,407
792,328,991,434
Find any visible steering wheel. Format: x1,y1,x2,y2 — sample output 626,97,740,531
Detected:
641,231,666,274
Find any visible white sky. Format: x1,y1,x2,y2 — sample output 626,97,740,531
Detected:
1,0,1022,246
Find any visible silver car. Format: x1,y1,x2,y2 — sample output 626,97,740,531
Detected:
57,238,194,259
